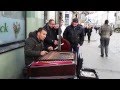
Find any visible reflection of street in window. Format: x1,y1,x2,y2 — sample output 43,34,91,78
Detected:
13,22,21,38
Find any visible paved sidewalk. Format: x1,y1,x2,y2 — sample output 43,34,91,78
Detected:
81,30,120,79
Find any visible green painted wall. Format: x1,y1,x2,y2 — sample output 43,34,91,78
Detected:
26,11,45,37
0,48,25,79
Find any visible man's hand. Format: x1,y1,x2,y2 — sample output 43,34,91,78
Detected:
40,51,48,56
54,24,59,29
48,46,53,51
77,44,80,47
54,40,58,45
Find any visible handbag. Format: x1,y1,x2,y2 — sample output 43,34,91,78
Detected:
76,47,83,78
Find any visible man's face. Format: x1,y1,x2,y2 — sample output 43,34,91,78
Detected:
72,22,78,27
54,24,59,29
49,21,55,28
38,30,47,41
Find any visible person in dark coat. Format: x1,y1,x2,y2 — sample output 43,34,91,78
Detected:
43,19,59,49
63,18,84,53
94,26,98,33
24,28,53,66
94,26,100,33
87,25,93,43
84,25,88,36
63,18,84,79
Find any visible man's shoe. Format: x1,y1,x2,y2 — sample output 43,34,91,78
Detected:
106,55,108,57
101,55,104,57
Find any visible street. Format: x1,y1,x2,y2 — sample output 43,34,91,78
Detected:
81,29,120,79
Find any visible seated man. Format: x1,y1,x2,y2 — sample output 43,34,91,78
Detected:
24,27,53,66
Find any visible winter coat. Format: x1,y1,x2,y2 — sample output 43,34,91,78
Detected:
24,30,45,66
99,24,112,38
87,27,92,36
63,24,84,46
43,24,58,47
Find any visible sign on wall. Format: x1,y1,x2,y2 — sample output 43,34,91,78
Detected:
0,11,25,54
0,11,25,45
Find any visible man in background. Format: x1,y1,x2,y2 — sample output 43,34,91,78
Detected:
99,20,112,57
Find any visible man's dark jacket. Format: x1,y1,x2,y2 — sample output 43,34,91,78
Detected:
43,24,58,47
24,30,45,66
63,24,84,46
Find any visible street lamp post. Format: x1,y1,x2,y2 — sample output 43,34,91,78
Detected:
58,11,62,51
107,11,109,20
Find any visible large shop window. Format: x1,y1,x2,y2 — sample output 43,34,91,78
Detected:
0,11,26,54
65,14,69,26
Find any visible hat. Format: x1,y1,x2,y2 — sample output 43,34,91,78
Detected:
72,18,78,23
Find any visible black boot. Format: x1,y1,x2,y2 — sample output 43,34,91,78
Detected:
101,54,104,57
76,56,83,79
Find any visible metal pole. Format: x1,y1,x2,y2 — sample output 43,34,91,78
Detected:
58,11,62,51
107,11,109,20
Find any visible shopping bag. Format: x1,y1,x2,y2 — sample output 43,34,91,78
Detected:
76,47,83,78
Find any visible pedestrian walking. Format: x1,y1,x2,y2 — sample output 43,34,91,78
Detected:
99,20,112,57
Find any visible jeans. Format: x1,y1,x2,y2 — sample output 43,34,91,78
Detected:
100,38,110,56
70,44,79,54
70,44,82,77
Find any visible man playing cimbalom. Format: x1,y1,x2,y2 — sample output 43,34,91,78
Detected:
24,28,53,66
99,20,112,57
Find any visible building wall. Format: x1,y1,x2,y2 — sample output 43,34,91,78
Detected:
87,11,115,26
47,11,56,21
0,11,26,79
0,48,25,79
65,11,73,26
26,11,45,38
62,11,65,23
26,11,57,37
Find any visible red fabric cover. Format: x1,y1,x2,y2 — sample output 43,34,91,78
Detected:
61,38,71,52
28,64,76,77
31,60,73,67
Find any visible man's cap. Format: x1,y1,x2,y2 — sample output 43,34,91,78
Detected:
72,18,78,23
